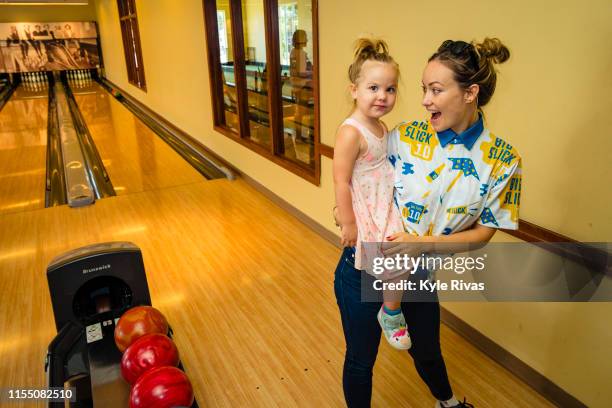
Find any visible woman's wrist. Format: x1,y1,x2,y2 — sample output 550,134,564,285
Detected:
418,235,435,254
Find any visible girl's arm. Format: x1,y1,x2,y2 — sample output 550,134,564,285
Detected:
333,124,362,247
384,223,497,256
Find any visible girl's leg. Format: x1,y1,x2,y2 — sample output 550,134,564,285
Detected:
334,247,383,408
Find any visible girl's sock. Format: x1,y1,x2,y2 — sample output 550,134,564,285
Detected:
383,305,401,315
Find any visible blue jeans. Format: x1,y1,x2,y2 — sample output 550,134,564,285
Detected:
334,247,453,407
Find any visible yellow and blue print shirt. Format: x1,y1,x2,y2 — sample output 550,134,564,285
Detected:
387,116,521,236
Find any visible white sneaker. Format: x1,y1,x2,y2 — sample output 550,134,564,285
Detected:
377,307,411,350
435,397,474,407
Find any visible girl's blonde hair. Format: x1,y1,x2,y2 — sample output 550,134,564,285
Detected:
348,38,399,84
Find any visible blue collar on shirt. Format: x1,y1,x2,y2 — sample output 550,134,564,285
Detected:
436,113,484,150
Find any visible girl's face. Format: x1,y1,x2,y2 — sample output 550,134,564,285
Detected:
421,59,477,133
350,60,398,120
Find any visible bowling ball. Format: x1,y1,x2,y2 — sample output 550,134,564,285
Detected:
121,333,180,384
114,306,169,353
129,366,194,408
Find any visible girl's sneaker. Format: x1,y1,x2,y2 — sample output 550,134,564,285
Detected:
377,307,411,350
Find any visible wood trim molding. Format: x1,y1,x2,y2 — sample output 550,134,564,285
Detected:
263,0,283,157
320,143,333,159
229,0,250,139
202,0,225,126
506,219,572,242
311,0,322,186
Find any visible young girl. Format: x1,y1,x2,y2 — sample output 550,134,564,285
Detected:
333,38,410,350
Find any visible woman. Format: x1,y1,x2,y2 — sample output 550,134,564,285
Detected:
334,38,521,408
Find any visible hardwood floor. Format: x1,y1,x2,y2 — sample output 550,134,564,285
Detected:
0,177,553,407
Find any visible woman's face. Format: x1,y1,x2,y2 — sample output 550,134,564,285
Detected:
421,59,473,133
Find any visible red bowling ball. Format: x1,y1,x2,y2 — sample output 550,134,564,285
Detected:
114,306,169,352
120,333,180,384
129,366,194,408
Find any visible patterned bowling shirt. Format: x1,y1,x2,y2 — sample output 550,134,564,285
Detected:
388,115,522,236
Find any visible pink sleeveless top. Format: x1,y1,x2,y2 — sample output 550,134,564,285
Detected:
343,117,404,270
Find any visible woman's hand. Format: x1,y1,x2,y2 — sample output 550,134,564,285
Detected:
386,232,420,242
341,223,358,247
382,232,430,257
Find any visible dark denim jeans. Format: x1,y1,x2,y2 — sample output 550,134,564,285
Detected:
334,247,453,407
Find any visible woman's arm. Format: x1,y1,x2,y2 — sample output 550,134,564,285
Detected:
333,125,362,247
384,223,497,256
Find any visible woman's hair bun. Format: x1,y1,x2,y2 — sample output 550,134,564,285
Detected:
475,37,510,64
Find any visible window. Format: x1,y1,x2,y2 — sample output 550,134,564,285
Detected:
204,0,320,184
117,0,146,90
217,11,229,63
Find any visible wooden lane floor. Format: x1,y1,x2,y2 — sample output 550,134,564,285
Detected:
72,83,205,196
0,86,48,216
0,178,553,407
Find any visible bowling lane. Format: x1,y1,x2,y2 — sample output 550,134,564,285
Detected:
0,85,48,216
72,83,205,196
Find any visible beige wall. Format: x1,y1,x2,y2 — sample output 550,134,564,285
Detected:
94,0,611,406
319,0,612,242
0,4,96,23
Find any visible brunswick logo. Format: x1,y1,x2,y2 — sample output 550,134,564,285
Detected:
83,264,111,274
